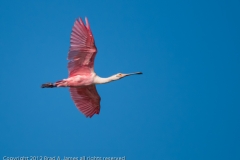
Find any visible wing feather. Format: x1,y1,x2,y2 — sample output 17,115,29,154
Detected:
68,17,97,77
69,85,101,118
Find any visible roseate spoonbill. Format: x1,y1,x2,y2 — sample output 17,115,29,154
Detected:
41,17,142,117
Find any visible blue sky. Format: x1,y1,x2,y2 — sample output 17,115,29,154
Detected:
0,0,239,159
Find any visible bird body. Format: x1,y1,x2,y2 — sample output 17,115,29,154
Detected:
55,72,96,87
42,17,142,117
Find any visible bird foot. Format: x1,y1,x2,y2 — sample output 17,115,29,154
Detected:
41,83,56,88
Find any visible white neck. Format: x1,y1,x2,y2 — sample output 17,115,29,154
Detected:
93,75,116,84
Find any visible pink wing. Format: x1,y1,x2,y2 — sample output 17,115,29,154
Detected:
69,85,101,118
68,17,97,77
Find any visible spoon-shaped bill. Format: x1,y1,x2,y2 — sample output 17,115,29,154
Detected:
125,72,143,76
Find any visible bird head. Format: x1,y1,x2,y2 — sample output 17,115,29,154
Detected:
112,72,142,80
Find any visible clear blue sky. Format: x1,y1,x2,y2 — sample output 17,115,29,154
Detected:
0,0,239,159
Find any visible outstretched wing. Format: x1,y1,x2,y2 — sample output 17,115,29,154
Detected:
68,17,97,77
69,85,101,118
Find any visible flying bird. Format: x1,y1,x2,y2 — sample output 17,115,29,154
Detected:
41,17,142,117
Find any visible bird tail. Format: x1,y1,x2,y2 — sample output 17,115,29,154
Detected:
41,83,56,88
